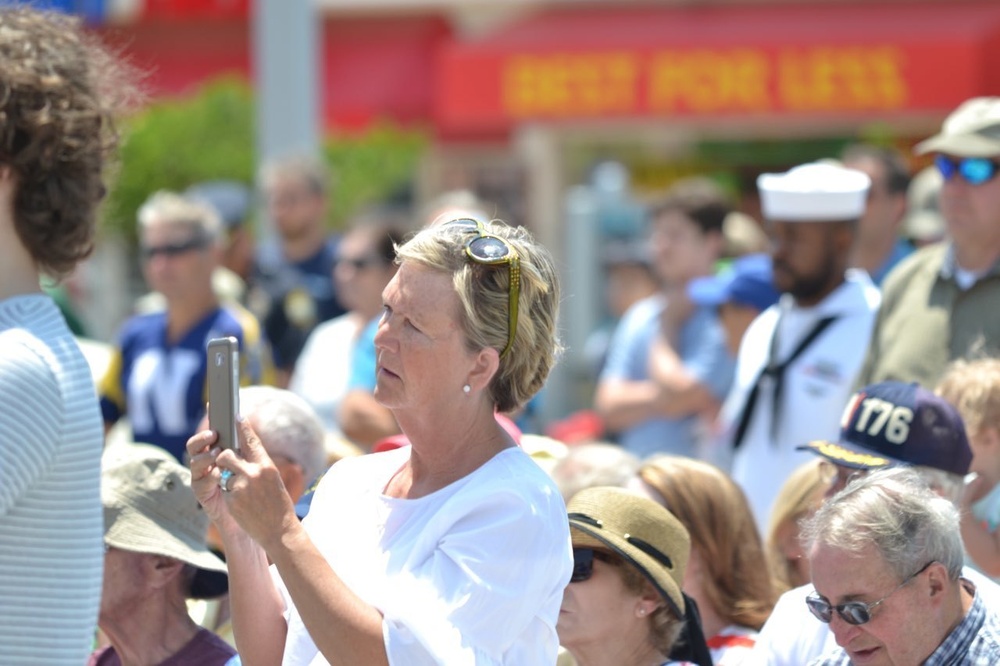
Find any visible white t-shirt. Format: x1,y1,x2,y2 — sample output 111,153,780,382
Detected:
276,445,573,666
747,567,1000,666
288,313,360,436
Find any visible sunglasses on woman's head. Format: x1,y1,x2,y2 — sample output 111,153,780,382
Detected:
443,218,521,359
934,155,1000,186
805,561,934,626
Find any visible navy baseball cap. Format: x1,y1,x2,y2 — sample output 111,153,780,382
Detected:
798,381,972,476
688,253,780,312
185,181,252,230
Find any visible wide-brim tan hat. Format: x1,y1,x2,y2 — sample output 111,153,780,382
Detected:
567,486,689,618
102,443,228,599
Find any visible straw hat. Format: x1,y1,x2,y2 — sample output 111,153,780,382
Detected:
567,486,690,618
102,444,228,599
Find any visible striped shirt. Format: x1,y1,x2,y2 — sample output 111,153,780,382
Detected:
0,294,104,664
810,581,1000,665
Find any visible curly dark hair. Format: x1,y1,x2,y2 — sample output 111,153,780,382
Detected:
0,8,130,279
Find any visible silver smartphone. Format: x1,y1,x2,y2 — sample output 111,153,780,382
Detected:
206,336,240,451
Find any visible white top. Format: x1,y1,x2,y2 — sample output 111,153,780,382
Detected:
0,294,105,664
715,270,880,530
709,624,758,665
747,567,1000,666
276,445,572,665
288,313,359,436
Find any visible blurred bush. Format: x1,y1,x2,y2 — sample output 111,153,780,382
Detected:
102,77,427,240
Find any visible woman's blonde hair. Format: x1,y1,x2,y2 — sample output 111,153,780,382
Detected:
394,220,562,413
765,458,827,593
935,357,1000,437
639,456,775,630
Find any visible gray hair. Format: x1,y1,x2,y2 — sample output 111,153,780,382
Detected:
239,386,326,483
913,466,964,506
138,190,223,243
800,467,964,581
259,154,330,197
550,442,640,503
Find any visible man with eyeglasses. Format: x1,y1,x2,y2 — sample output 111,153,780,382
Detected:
858,97,1000,390
99,192,272,461
801,467,1000,665
748,380,1000,666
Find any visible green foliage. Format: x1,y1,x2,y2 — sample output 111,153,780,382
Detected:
323,124,427,228
102,77,428,239
103,78,256,239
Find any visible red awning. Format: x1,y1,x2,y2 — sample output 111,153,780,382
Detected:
436,1,1000,136
97,15,448,133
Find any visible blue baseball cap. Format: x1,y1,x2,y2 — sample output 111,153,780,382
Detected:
185,181,252,230
798,381,972,476
687,254,780,312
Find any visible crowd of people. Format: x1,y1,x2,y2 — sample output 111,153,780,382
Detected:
7,4,1000,665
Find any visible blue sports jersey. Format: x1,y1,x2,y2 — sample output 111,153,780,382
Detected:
250,237,345,371
99,305,272,461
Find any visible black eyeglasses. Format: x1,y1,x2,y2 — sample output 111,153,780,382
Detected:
935,155,1000,186
571,548,620,583
141,236,209,261
806,561,934,625
443,218,521,359
337,255,384,271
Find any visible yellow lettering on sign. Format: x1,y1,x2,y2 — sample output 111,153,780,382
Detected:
778,46,907,111
503,53,640,117
648,49,771,113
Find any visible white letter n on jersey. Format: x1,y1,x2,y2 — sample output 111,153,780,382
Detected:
127,348,201,435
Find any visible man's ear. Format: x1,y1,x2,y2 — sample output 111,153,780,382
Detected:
924,561,950,602
278,460,306,503
146,554,187,591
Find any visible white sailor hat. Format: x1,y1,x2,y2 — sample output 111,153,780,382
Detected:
757,162,871,222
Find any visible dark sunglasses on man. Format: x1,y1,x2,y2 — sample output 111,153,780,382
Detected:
140,235,210,261
934,155,1000,186
805,561,934,626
